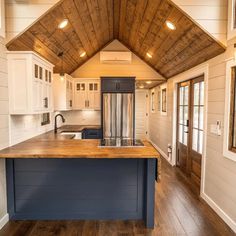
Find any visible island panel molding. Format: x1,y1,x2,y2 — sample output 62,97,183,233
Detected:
6,0,225,78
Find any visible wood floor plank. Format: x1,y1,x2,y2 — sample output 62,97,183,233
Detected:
0,157,235,236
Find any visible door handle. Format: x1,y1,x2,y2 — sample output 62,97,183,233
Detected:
184,131,189,133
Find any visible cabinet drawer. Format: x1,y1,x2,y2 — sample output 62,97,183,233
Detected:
101,78,135,93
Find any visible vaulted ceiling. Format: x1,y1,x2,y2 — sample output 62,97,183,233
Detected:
6,0,225,79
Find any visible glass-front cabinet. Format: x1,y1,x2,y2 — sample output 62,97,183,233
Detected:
74,79,100,110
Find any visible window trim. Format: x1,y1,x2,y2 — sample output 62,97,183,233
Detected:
223,59,236,161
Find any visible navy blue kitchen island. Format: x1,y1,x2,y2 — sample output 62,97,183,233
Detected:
0,136,160,229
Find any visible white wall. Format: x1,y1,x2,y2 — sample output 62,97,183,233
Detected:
5,0,59,42
0,36,8,228
172,0,228,45
71,40,165,82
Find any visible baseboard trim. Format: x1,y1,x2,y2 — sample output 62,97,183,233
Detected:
0,214,9,230
150,141,174,166
201,192,236,233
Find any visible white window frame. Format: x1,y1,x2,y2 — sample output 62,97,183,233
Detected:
227,0,236,40
160,83,167,116
223,59,236,162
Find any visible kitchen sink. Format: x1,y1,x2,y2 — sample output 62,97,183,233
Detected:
60,131,82,139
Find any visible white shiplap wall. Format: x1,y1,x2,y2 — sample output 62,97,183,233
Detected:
0,36,8,228
5,0,59,42
172,0,228,45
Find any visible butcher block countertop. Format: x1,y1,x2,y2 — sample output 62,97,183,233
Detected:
0,129,160,159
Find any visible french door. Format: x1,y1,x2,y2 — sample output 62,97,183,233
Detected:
177,76,204,192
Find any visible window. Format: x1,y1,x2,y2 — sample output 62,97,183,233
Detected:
223,60,236,162
192,81,204,154
157,89,161,111
228,0,236,40
151,91,155,112
229,66,236,152
162,88,167,113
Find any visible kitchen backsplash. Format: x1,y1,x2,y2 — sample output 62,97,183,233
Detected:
10,114,53,145
61,110,101,126
9,110,100,145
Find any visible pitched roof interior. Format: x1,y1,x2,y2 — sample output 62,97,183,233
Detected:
6,0,226,79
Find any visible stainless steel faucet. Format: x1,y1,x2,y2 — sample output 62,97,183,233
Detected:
54,114,65,133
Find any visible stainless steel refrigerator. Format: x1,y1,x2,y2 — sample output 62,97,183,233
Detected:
103,93,134,139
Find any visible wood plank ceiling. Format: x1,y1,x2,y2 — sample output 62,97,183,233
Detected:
6,0,226,79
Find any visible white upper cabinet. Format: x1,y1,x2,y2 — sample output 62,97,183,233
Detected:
7,51,54,114
53,73,73,111
74,79,100,110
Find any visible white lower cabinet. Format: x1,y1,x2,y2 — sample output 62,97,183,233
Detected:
74,79,100,110
8,51,54,114
53,74,73,111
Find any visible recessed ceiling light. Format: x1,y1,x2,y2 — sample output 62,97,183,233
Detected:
146,52,152,58
146,81,152,84
166,20,176,30
139,85,144,89
58,19,68,29
80,51,86,57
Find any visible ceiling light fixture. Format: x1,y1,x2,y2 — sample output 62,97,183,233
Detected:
80,51,86,58
146,52,152,58
139,85,144,89
146,81,152,84
58,19,68,29
166,20,176,30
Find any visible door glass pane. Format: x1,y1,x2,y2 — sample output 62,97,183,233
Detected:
179,106,183,124
77,83,80,91
81,83,85,91
193,106,199,128
179,125,183,143
199,130,203,154
200,82,204,105
34,65,38,78
183,126,188,145
192,128,198,152
184,106,188,125
89,83,93,91
179,87,184,105
184,86,189,105
94,83,98,90
194,83,199,105
199,106,204,130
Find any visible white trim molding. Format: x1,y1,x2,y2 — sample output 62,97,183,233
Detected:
0,214,9,230
223,59,236,162
150,140,174,166
201,192,236,233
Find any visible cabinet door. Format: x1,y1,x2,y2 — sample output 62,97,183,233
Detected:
87,82,100,110
33,64,43,112
74,82,86,109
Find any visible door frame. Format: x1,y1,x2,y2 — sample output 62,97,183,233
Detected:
171,64,209,195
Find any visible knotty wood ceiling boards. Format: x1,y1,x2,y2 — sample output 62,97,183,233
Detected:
6,0,225,79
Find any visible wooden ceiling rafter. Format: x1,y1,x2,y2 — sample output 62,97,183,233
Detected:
6,0,226,78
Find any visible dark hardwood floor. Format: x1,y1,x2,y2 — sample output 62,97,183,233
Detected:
0,157,235,236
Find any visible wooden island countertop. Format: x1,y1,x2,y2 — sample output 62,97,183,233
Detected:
0,130,160,159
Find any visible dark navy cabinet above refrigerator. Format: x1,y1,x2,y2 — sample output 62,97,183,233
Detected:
101,77,135,93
